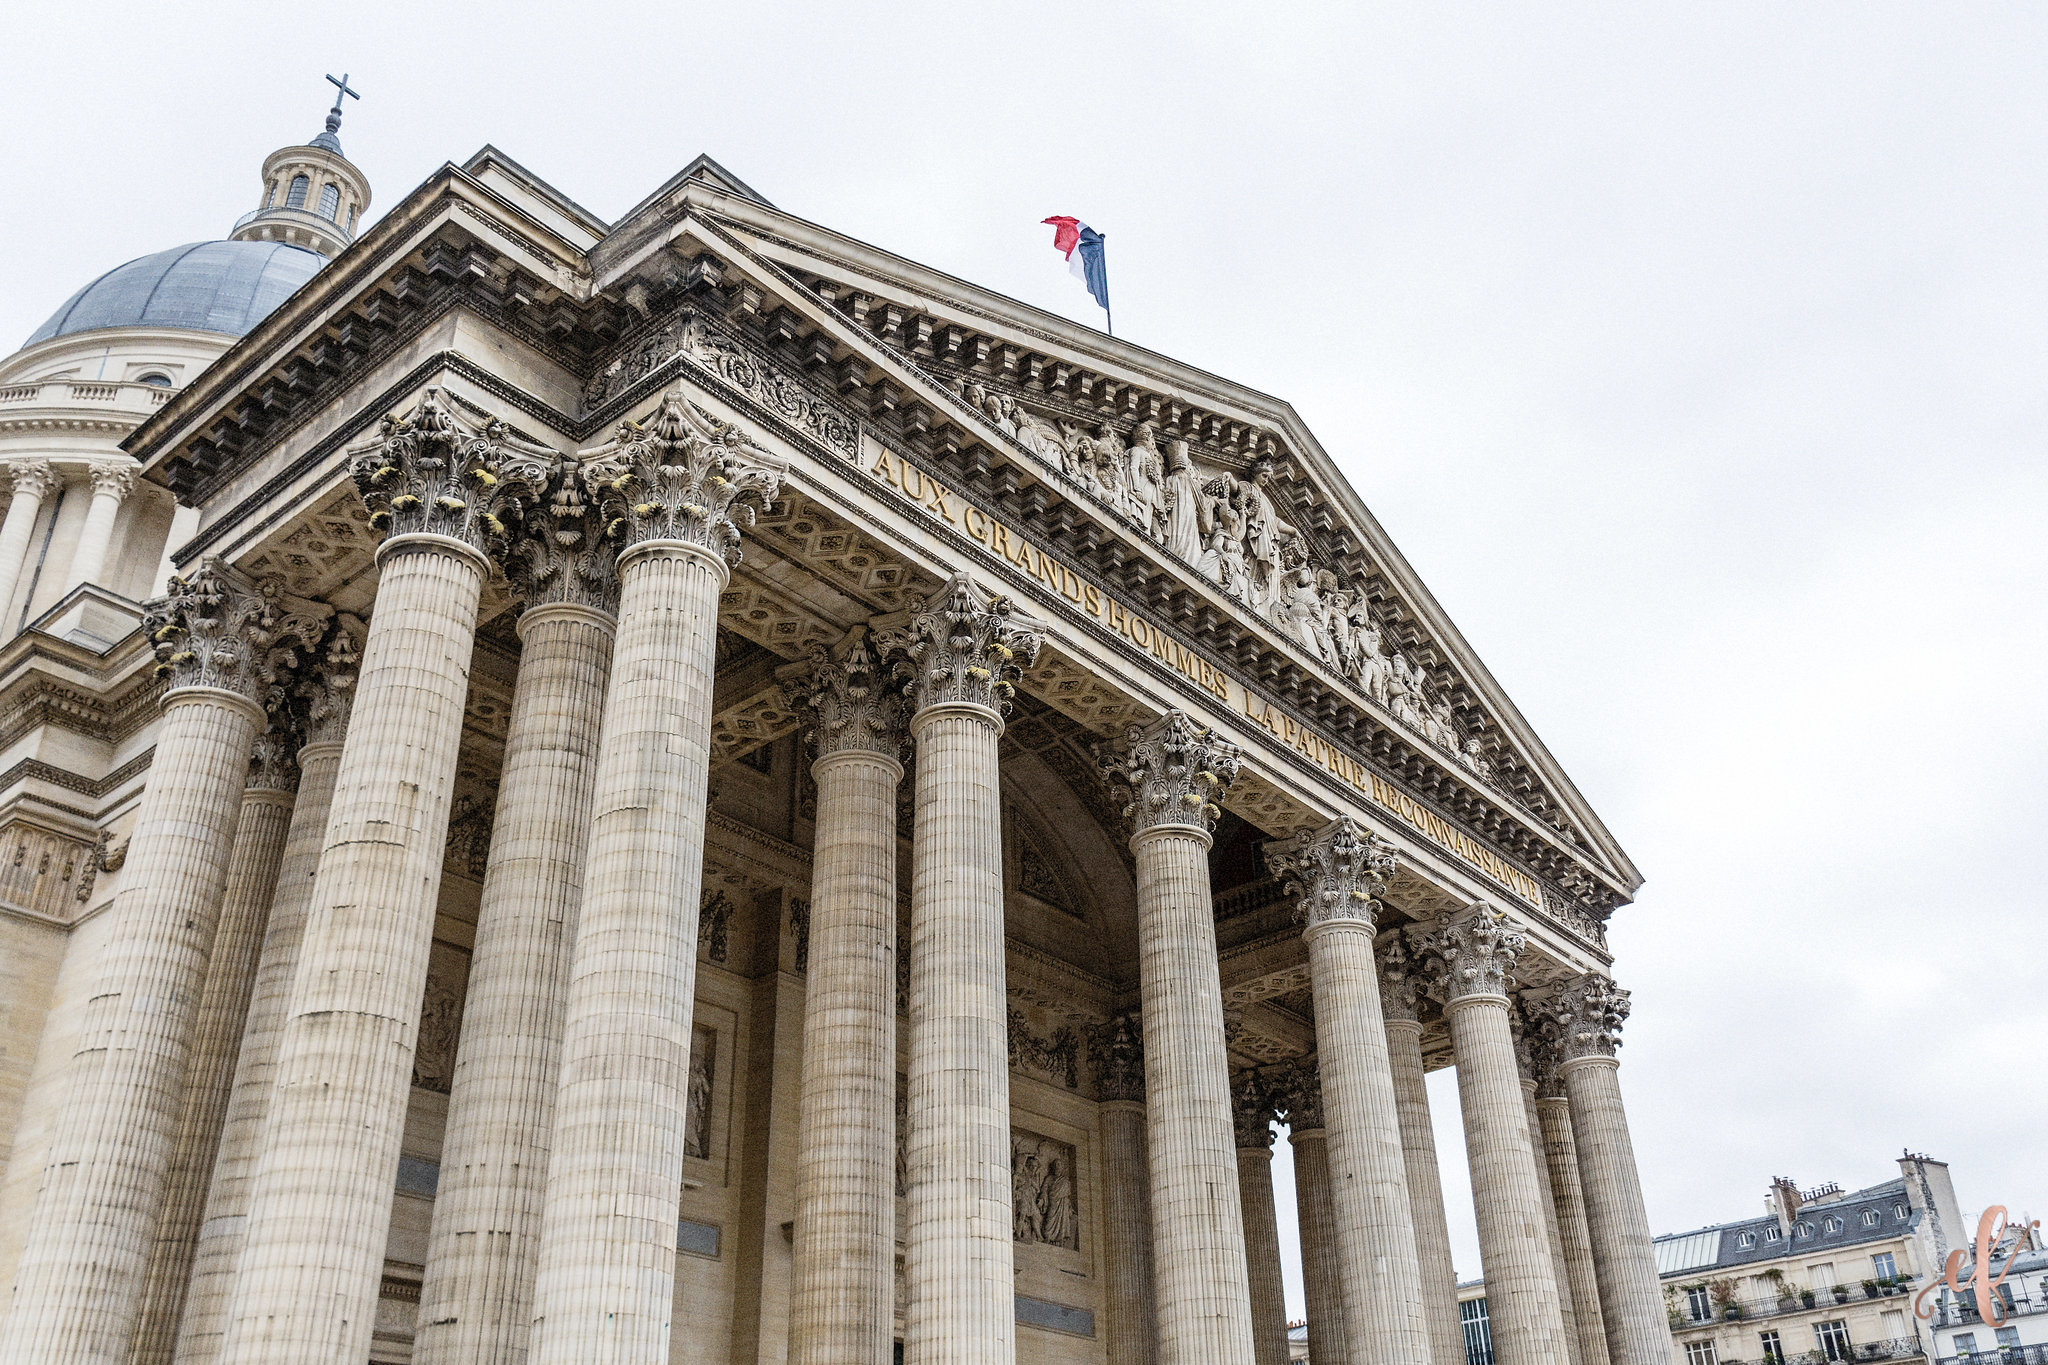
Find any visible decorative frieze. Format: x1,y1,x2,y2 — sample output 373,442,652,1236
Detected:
1265,815,1396,931
579,387,787,562
1544,973,1629,1063
143,557,331,708
1097,709,1242,838
873,570,1045,718
346,386,555,560
1085,1010,1146,1103
787,627,906,761
1007,1008,1079,1090
1418,904,1527,1004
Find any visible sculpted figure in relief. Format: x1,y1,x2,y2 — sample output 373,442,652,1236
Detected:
1161,440,1211,565
1124,422,1168,539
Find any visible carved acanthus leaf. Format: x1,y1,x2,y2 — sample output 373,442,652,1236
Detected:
579,388,786,563
1084,1010,1146,1103
1544,972,1629,1063
1230,1068,1277,1150
297,620,361,748
504,454,620,614
143,557,332,708
1416,903,1527,1004
1265,815,1395,932
1097,709,1241,837
873,571,1045,718
785,626,906,761
346,387,556,560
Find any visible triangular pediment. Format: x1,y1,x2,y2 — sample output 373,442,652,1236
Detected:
602,194,1641,905
125,145,1640,929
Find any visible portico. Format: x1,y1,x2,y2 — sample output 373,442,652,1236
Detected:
0,147,1660,1365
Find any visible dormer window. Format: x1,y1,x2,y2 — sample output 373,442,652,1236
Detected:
1765,1227,1782,1243
1823,1217,1842,1234
1896,1204,1910,1221
318,184,340,220
1798,1222,1815,1238
286,174,310,209
1739,1233,1757,1249
1862,1210,1880,1227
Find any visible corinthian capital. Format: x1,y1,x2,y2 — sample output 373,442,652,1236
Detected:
1417,903,1526,1005
1231,1069,1277,1151
87,459,140,501
1085,1010,1146,1103
347,387,556,563
874,571,1045,720
143,558,333,709
784,626,906,762
5,458,60,502
1378,936,1428,1024
247,718,301,795
579,388,786,564
1266,815,1395,934
504,456,620,615
1097,709,1241,838
1545,972,1630,1064
296,619,361,748
1270,1054,1325,1131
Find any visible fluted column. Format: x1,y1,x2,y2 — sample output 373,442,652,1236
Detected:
173,633,359,1365
1268,816,1427,1365
216,390,557,1365
526,391,785,1365
0,459,60,624
1420,907,1568,1365
414,461,620,1365
1090,1013,1159,1365
1380,940,1466,1365
1099,711,1254,1365
875,572,1045,1365
784,629,906,1365
1231,1073,1288,1365
132,723,302,1365
1514,1028,1581,1365
1274,1060,1348,1365
0,560,328,1365
1533,1049,1610,1365
67,459,139,591
1545,976,1662,1365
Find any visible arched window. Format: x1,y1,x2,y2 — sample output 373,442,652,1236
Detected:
1739,1233,1757,1249
1823,1217,1841,1234
286,174,310,209
346,205,358,232
135,372,173,388
318,183,340,220
1862,1210,1880,1227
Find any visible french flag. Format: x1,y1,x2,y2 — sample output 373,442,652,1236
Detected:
1043,216,1111,325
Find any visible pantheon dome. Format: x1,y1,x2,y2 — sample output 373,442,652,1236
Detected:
25,240,325,347
0,85,371,646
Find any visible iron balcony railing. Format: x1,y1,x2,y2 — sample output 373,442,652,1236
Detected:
1674,1285,1923,1327
1935,1295,2048,1327
1934,1347,2048,1365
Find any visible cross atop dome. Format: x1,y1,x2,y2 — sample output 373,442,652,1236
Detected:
312,71,360,155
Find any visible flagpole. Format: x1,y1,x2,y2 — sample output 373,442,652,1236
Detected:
1102,233,1113,336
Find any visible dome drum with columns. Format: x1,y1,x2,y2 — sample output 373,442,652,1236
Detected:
0,101,1665,1365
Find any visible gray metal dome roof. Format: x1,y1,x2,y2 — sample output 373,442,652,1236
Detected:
26,240,324,347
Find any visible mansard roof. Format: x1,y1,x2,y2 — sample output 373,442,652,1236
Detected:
125,147,1643,929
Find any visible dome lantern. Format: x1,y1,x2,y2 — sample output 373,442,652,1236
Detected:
228,73,372,260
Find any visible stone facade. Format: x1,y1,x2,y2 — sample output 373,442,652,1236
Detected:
0,116,1661,1365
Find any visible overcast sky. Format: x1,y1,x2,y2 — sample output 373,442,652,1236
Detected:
5,0,2044,1325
